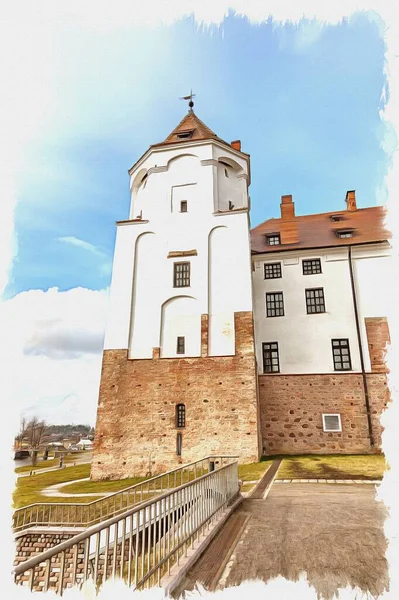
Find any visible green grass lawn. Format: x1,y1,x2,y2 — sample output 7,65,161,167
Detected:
238,458,274,482
14,454,387,510
14,458,275,509
276,454,387,480
62,475,148,494
13,464,92,508
15,452,92,473
238,458,274,493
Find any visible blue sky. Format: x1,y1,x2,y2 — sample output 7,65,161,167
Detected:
7,11,387,300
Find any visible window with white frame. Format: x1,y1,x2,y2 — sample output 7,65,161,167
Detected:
322,414,342,432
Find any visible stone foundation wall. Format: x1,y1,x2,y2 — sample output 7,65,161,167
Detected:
91,311,260,480
259,373,390,455
14,529,133,591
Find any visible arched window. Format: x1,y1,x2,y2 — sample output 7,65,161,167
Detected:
176,404,186,428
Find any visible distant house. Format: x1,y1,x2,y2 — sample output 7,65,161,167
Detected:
76,439,93,451
45,442,67,452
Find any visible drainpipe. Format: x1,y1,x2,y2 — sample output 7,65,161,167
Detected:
348,246,374,447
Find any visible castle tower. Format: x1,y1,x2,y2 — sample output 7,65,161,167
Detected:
91,104,261,479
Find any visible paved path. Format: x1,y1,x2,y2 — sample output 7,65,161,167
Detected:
41,477,112,498
176,482,388,599
250,459,281,498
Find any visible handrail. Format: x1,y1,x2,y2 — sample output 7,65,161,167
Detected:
14,460,240,593
13,455,238,532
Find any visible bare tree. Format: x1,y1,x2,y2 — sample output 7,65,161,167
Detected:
15,416,29,449
25,417,49,466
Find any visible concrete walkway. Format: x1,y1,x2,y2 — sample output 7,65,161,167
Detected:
41,477,113,498
176,482,388,599
275,478,382,484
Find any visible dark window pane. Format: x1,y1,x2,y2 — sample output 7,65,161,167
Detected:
264,263,282,279
176,337,185,354
174,262,190,287
266,234,281,246
262,342,280,373
266,292,284,317
176,404,186,428
302,259,322,275
331,339,352,371
305,288,325,314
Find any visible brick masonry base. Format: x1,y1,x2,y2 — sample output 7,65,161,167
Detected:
91,312,260,480
14,529,132,591
259,373,389,455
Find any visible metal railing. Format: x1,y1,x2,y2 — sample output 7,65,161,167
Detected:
14,460,239,594
13,455,236,532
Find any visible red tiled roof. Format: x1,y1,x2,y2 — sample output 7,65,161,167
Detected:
251,206,390,254
150,110,239,151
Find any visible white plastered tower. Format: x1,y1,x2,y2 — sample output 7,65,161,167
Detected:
104,106,254,360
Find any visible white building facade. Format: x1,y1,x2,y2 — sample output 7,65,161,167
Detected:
92,110,391,478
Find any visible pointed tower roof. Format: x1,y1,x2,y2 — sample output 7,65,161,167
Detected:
128,107,249,175
150,110,231,149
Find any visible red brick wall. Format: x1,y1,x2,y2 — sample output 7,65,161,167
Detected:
365,317,391,373
259,373,389,455
91,311,260,480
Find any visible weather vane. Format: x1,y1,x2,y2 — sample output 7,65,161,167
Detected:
179,89,196,112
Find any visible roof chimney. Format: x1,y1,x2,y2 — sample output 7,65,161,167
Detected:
280,195,299,244
231,140,241,151
280,194,295,220
345,190,357,211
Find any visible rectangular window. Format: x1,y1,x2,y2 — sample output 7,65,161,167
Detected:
302,259,322,275
305,288,326,314
336,229,354,239
262,342,280,373
322,414,342,432
266,292,284,317
176,336,185,354
180,201,187,212
266,233,281,246
176,404,186,428
264,263,282,279
174,262,190,287
332,339,352,371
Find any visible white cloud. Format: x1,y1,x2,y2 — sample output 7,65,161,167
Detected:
57,236,112,278
2,287,109,425
57,236,104,257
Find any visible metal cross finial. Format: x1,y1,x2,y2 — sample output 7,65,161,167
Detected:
179,89,196,112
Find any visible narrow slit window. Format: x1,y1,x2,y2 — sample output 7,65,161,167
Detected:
176,336,185,354
262,342,280,373
180,201,188,213
332,339,352,371
176,433,182,456
176,404,186,428
173,262,190,287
